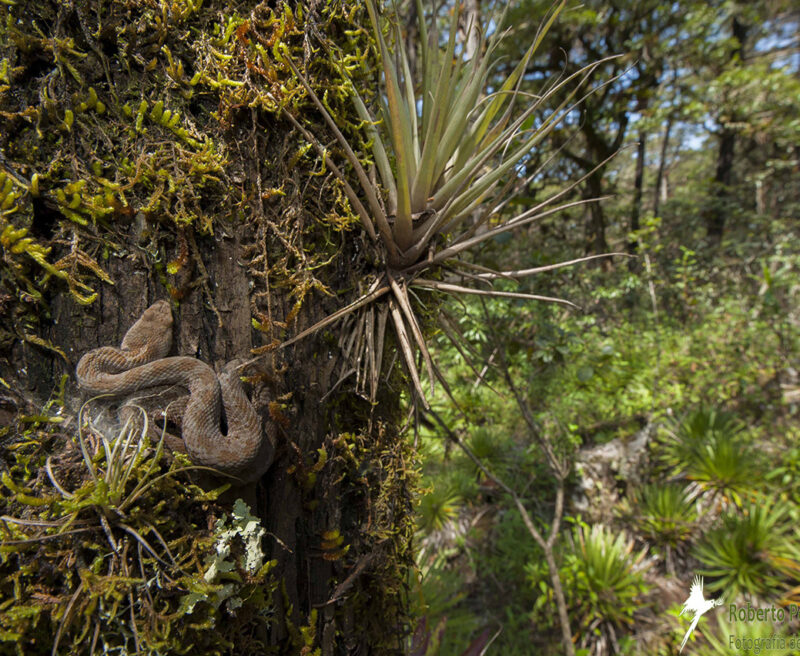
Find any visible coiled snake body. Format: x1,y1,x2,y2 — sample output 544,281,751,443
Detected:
76,300,273,483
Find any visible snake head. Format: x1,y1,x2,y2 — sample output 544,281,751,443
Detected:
120,299,173,358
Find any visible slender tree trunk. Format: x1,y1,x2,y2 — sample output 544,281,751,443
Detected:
460,0,481,59
543,547,575,656
705,15,748,244
585,172,609,257
629,130,647,255
509,489,574,656
430,406,576,656
653,116,673,218
705,126,737,244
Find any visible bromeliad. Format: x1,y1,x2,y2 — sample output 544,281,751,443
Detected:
280,1,622,405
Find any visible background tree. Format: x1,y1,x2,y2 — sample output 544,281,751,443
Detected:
408,1,799,654
500,0,688,255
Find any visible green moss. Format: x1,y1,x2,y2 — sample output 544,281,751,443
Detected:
0,0,378,334
0,399,279,655
0,0,416,651
325,427,419,650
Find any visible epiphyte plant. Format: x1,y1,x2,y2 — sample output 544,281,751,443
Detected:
282,0,618,405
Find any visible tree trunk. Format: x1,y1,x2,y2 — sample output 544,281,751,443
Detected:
543,548,576,656
570,104,627,261
585,171,609,257
0,2,412,653
653,116,673,218
705,15,748,244
628,130,647,256
460,0,482,59
705,125,737,244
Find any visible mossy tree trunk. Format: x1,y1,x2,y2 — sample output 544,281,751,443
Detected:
0,1,413,653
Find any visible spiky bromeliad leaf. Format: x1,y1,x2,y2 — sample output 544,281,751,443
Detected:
694,498,800,599
280,1,623,406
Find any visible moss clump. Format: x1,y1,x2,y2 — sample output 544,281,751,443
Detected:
0,400,278,654
321,426,419,651
0,0,375,347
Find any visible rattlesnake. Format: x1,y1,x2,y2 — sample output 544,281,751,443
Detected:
76,300,274,483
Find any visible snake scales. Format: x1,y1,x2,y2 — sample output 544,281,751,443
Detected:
76,300,274,483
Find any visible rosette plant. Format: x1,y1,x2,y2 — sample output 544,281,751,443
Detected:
282,0,617,404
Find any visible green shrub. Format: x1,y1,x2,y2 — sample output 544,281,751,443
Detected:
765,436,800,508
687,431,764,506
417,485,464,534
656,407,763,506
411,550,482,656
694,498,799,599
689,612,792,656
657,407,744,473
627,483,697,554
529,522,651,654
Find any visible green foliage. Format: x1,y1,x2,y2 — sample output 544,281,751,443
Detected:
529,522,651,652
412,551,482,654
0,403,277,654
409,0,800,653
567,522,651,630
656,407,744,472
690,612,793,656
686,433,764,506
285,608,322,656
418,250,796,652
408,616,493,656
626,483,697,551
655,408,763,506
765,432,800,507
417,233,797,652
417,485,463,534
694,498,800,599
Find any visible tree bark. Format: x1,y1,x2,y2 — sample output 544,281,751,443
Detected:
585,171,609,256
0,2,411,653
653,116,673,218
460,0,482,59
705,125,737,244
629,130,647,256
543,542,576,656
705,15,749,244
563,103,628,260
